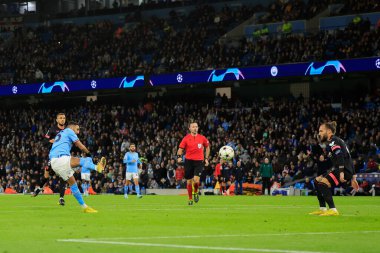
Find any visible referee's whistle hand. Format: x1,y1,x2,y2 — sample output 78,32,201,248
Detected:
177,158,183,163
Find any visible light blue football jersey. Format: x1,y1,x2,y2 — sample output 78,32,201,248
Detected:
49,128,78,159
123,152,141,173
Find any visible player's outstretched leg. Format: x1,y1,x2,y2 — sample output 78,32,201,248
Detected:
82,181,88,197
124,182,129,199
309,180,327,215
58,179,66,206
65,176,97,213
128,184,133,194
318,181,339,216
33,177,48,197
136,186,142,198
32,185,43,197
79,157,106,173
134,179,142,199
69,156,106,212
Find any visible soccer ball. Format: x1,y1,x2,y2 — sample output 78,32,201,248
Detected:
219,145,235,160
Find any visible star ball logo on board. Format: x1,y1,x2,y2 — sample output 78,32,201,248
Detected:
375,59,380,69
38,81,70,94
176,74,183,83
91,80,97,88
305,61,346,76
119,76,144,88
12,86,17,94
207,68,245,82
270,66,278,77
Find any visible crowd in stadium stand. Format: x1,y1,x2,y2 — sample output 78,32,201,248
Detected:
1,0,380,86
251,0,380,24
1,10,379,86
52,0,331,21
66,0,380,20
257,0,333,24
0,94,379,195
49,0,380,23
245,18,378,66
333,0,380,16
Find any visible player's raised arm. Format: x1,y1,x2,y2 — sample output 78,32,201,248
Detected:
74,140,91,156
44,128,56,144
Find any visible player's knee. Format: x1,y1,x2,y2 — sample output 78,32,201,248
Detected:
320,178,331,188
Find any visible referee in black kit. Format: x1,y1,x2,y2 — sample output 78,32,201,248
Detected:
33,113,67,206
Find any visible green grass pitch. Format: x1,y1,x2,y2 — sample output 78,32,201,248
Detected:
0,195,379,253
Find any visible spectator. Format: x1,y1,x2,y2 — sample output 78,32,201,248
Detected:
281,20,292,34
365,157,378,173
2,2,380,86
0,94,379,193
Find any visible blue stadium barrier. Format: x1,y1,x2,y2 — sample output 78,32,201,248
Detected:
245,20,306,36
320,12,380,30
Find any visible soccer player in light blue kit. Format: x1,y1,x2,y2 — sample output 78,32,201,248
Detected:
81,166,91,197
49,122,106,213
123,143,142,199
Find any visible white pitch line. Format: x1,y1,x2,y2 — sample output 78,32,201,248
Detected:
97,206,310,211
57,239,332,253
85,230,380,241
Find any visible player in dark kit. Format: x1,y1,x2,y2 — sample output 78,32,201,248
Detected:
33,113,67,206
310,121,359,216
309,153,331,215
177,121,210,205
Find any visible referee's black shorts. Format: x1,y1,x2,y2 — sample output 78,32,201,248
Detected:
184,159,204,180
325,169,353,187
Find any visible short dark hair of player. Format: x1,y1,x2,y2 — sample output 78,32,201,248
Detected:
188,120,197,127
67,121,79,127
56,112,65,118
130,143,136,147
323,121,337,135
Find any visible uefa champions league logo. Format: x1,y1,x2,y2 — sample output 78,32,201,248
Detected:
90,80,97,89
176,74,183,83
305,61,346,75
207,68,245,82
38,81,70,94
375,59,380,69
270,66,278,77
12,86,17,94
119,76,144,88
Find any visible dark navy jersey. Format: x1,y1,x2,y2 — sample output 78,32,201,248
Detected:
44,125,64,145
326,136,354,174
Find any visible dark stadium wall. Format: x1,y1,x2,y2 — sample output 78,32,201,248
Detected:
232,78,373,100
310,79,371,98
234,82,290,98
